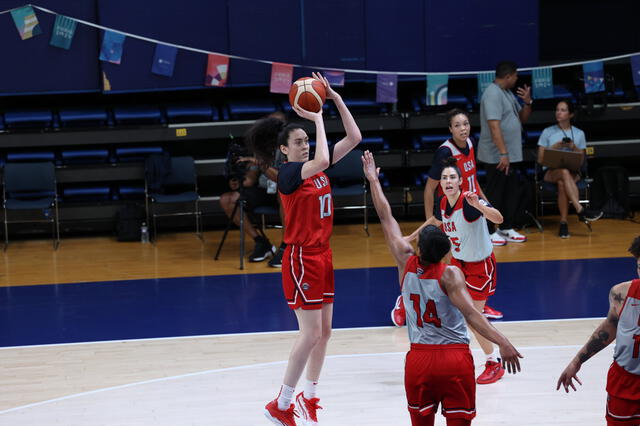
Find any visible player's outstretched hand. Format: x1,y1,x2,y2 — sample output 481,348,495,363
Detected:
556,360,583,393
499,343,523,374
312,71,339,100
361,150,380,182
292,104,322,122
464,191,481,209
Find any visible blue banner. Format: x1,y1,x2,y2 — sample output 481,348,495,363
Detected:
100,31,125,64
152,44,178,77
376,74,398,103
532,67,554,99
50,15,77,50
583,61,605,94
426,74,448,106
325,71,345,87
477,72,495,99
11,6,41,40
631,55,640,87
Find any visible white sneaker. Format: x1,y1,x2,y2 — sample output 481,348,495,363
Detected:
490,232,507,246
498,228,527,243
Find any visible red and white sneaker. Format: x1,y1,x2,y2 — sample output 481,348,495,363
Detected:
489,232,507,246
295,392,322,425
483,305,503,320
264,399,298,426
497,228,527,243
391,295,406,327
476,360,505,384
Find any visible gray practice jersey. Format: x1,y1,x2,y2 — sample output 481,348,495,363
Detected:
613,279,640,375
402,256,470,345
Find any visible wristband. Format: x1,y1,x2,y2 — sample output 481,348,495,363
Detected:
499,152,509,157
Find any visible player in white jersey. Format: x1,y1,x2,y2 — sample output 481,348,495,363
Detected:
408,157,507,385
362,150,522,425
557,235,640,425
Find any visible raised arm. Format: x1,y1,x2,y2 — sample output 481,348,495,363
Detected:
292,105,330,180
313,72,362,164
362,151,413,275
556,281,630,393
442,266,523,374
464,191,503,224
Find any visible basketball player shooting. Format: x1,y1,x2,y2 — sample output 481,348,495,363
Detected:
362,150,522,426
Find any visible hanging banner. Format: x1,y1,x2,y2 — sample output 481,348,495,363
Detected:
11,6,41,40
152,44,178,77
583,61,605,93
205,54,229,87
270,62,293,94
324,71,345,87
376,74,398,103
631,55,640,86
426,74,449,106
50,15,77,50
99,31,126,64
532,67,554,99
477,71,495,99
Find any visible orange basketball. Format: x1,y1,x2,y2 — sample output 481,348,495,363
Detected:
288,77,326,113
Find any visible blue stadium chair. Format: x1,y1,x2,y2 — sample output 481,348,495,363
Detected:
61,186,112,203
115,146,163,163
59,108,110,128
116,185,145,200
165,104,218,123
360,136,390,151
413,134,449,150
227,100,278,120
61,149,110,165
4,110,54,129
2,162,60,250
343,98,388,115
325,149,368,236
114,106,165,125
526,129,544,144
6,152,56,163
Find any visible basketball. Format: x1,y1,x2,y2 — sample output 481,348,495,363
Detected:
289,77,326,113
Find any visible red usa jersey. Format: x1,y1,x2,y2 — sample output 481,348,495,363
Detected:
436,138,479,198
280,172,333,248
439,192,492,262
613,279,640,376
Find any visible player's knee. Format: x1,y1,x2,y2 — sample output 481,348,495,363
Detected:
300,328,323,346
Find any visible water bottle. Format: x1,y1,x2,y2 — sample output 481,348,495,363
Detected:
140,222,149,244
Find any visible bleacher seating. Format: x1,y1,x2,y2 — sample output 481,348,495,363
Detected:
61,186,112,203
413,134,449,150
6,152,56,163
115,146,163,163
114,106,164,125
61,149,110,165
4,110,54,129
59,108,110,128
227,100,278,120
166,104,218,123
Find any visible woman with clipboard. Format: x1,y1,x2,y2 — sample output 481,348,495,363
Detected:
537,99,603,238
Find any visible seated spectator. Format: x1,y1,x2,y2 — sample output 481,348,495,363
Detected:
537,100,603,238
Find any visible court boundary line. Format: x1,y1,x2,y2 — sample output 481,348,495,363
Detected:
0,344,584,416
0,317,604,350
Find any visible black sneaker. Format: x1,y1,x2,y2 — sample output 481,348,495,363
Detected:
559,222,569,238
578,207,604,222
249,237,274,262
268,245,285,268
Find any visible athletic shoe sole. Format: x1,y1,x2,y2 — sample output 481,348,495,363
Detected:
491,240,507,246
476,367,505,384
582,212,604,222
483,313,503,320
263,410,287,426
501,237,526,243
249,245,276,262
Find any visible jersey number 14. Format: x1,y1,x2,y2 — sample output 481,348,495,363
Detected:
319,193,332,219
409,294,442,328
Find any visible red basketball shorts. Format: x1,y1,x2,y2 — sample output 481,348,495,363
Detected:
450,252,497,301
405,343,476,421
605,361,640,425
282,244,334,310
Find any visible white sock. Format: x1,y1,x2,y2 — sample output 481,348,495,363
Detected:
303,379,318,400
486,349,500,363
277,384,295,411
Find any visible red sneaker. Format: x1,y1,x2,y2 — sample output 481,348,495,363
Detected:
483,305,503,320
476,360,505,384
295,392,322,425
264,399,298,426
391,295,406,327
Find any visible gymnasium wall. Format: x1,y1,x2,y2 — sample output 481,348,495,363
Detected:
0,0,538,94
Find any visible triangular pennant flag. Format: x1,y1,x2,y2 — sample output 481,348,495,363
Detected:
11,6,41,40
376,74,398,103
532,67,554,99
324,71,345,87
630,55,640,87
50,15,77,50
100,31,126,64
205,54,229,87
477,71,496,99
583,61,605,94
270,63,293,94
426,74,448,106
152,44,178,77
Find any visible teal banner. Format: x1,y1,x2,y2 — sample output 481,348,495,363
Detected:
426,74,448,106
50,15,77,50
11,6,41,40
477,71,496,99
532,67,554,99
